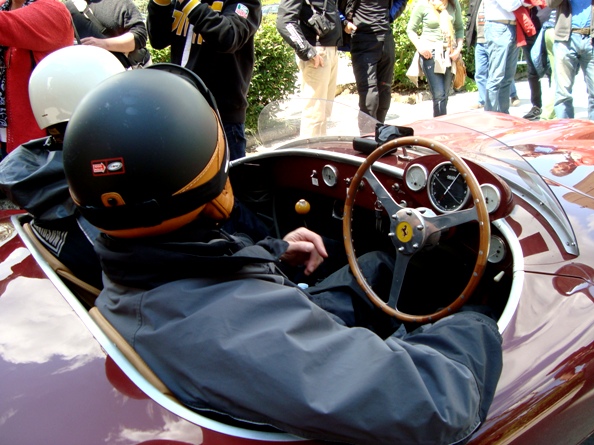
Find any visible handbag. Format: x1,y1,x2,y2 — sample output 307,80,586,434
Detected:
453,56,466,90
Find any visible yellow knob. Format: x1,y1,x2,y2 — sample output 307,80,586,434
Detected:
295,199,311,214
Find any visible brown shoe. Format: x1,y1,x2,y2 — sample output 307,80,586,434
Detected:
511,96,521,107
470,103,484,109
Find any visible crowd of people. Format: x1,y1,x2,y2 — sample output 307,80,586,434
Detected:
0,0,591,157
0,0,592,443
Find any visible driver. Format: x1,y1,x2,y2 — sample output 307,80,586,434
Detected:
62,65,503,445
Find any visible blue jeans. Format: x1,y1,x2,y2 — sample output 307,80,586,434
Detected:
420,52,453,117
475,42,517,106
223,122,246,161
484,21,520,113
553,34,594,120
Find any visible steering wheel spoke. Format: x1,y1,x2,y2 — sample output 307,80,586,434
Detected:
362,168,402,216
386,253,412,309
426,206,479,231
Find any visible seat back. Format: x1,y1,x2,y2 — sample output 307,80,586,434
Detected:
23,222,100,306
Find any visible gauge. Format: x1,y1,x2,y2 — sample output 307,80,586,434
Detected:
480,183,501,214
428,162,469,212
488,235,506,263
322,164,338,187
405,164,428,191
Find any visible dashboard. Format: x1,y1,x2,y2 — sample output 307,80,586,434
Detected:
233,151,514,223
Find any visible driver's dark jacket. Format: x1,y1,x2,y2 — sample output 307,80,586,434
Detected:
95,222,503,445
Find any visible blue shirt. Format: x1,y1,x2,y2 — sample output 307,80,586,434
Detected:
571,0,591,28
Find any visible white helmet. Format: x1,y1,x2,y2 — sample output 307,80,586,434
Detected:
29,45,125,130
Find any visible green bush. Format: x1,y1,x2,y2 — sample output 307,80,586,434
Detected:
392,8,417,89
246,15,298,135
147,42,171,64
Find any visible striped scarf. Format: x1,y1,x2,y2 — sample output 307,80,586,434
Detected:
0,0,37,130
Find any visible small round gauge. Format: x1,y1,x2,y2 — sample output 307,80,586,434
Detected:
488,235,507,263
322,164,338,187
428,162,469,212
405,164,428,192
480,183,501,214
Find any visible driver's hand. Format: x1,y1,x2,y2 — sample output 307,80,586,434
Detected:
281,227,328,275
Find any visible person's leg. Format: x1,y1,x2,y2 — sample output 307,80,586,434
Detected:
298,47,338,137
421,53,448,117
307,250,401,337
351,37,383,120
554,36,579,118
223,122,247,161
324,47,340,128
510,80,518,97
485,22,518,113
443,64,454,113
540,28,556,120
325,47,339,104
376,32,395,123
575,35,594,121
474,43,489,106
502,40,520,113
523,34,542,108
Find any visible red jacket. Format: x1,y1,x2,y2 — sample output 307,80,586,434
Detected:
513,0,545,46
0,0,73,153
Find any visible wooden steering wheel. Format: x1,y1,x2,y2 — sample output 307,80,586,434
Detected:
343,136,491,323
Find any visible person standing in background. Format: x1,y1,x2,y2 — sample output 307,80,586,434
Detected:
65,0,151,69
466,0,520,109
407,0,464,117
0,0,72,157
277,0,343,137
546,0,593,120
0,46,125,291
344,0,406,123
147,0,262,160
483,0,523,113
519,5,549,120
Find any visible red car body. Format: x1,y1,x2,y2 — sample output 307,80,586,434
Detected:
1,108,593,445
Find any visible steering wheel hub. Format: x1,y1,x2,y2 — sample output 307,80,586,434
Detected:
392,208,430,254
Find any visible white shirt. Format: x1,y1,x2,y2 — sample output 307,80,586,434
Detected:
484,0,523,20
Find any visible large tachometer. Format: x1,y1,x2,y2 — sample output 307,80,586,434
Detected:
428,162,469,212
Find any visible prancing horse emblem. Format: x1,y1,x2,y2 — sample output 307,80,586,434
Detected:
396,221,413,243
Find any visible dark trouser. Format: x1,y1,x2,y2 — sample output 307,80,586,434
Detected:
522,33,543,108
307,251,401,339
351,31,395,123
223,122,247,161
420,53,453,117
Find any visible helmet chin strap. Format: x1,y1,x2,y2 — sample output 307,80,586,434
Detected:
202,178,234,221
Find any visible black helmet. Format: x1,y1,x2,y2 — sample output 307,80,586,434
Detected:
63,64,234,238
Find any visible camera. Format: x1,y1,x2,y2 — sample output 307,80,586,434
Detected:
307,12,332,38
